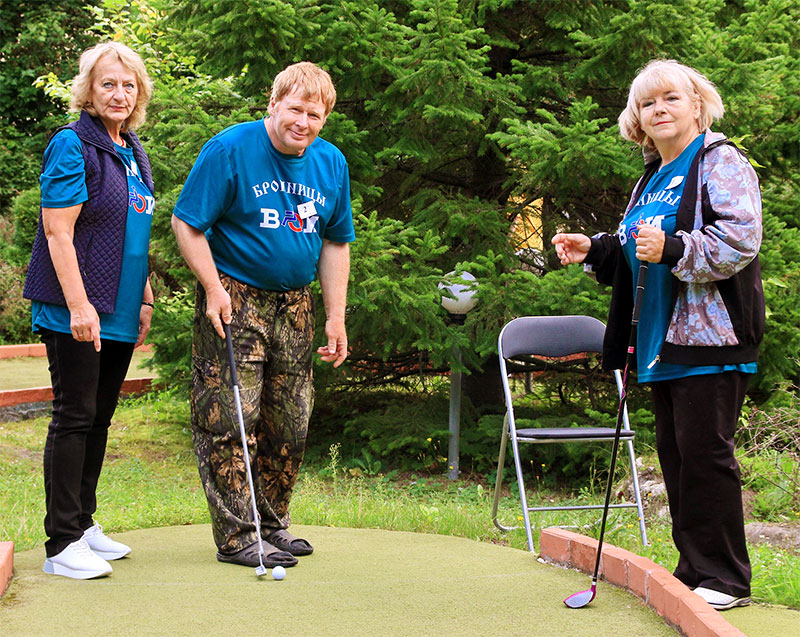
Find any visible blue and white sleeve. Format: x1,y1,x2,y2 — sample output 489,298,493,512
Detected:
323,161,356,243
39,129,88,208
173,139,235,232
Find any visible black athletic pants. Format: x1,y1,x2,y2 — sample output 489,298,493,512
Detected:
41,329,135,557
650,371,751,598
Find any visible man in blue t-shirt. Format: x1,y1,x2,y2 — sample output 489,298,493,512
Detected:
172,62,355,569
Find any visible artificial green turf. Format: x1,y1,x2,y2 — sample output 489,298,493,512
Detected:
2,524,678,636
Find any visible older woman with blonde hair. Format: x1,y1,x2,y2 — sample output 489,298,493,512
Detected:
24,41,156,579
553,59,764,611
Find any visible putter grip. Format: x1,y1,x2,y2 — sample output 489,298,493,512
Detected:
223,323,240,387
631,263,649,326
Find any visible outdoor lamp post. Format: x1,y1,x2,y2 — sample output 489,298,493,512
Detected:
439,271,478,480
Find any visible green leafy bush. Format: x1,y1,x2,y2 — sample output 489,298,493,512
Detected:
0,257,34,345
9,186,41,266
331,391,455,473
737,390,800,521
144,288,194,393
307,366,659,487
753,213,800,399
0,122,42,216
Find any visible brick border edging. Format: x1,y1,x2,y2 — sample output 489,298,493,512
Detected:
539,528,746,637
0,343,152,360
0,377,156,408
0,375,156,596
0,541,12,598
0,343,46,359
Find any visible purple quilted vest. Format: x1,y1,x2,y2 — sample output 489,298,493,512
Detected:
23,112,154,314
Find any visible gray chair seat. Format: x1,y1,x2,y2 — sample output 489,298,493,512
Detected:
516,427,636,441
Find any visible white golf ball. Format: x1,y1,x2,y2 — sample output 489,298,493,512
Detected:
272,565,286,580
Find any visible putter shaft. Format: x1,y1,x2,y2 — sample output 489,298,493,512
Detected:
226,324,268,576
565,263,649,608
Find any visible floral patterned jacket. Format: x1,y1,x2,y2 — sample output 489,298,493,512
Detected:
585,130,765,372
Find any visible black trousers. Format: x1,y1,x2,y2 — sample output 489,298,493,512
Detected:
41,329,135,557
650,371,751,598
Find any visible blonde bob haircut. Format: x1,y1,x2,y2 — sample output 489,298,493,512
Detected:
618,59,724,150
69,42,153,132
269,62,336,116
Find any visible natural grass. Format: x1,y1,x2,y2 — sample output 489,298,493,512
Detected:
0,350,153,391
0,392,207,550
1,391,798,610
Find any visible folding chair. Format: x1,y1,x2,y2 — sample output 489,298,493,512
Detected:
490,315,648,552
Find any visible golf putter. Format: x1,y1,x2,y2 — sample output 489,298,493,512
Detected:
224,323,268,577
565,262,649,609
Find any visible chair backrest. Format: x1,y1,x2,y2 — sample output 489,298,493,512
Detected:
499,315,606,360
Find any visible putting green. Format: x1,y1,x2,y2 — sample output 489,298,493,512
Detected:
1,524,676,636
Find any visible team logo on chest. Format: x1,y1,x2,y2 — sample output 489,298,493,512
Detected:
129,185,154,215
259,203,319,233
617,215,665,245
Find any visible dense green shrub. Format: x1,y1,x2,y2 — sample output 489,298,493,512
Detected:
736,388,800,520
753,214,800,399
143,288,194,392
9,186,41,266
339,392,456,473
0,257,34,345
308,366,658,488
0,122,41,216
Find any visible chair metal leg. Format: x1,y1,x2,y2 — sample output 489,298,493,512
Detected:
625,437,648,545
616,368,648,546
492,413,517,532
508,428,536,552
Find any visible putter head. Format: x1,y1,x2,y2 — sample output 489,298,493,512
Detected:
564,584,596,609
255,564,267,577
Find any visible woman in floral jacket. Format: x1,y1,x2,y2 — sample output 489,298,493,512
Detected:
552,59,764,611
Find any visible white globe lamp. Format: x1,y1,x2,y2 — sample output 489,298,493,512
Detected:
438,271,478,479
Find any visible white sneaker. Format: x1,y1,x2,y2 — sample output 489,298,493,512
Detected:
82,524,131,560
43,539,113,580
693,586,751,611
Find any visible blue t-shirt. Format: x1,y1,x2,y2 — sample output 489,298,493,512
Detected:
32,129,155,342
173,119,356,291
617,133,756,382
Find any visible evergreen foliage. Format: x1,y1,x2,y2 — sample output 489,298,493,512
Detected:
0,0,98,211
2,0,799,411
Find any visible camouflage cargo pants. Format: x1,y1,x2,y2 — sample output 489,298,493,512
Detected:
191,274,315,553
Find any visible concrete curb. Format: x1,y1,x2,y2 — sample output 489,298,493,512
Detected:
0,542,13,598
539,528,747,637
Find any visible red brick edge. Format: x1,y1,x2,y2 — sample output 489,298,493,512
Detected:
0,343,46,359
0,376,157,596
539,528,746,637
0,342,152,360
0,541,12,598
0,377,156,408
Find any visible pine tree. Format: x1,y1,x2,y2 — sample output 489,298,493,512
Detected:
3,0,799,400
